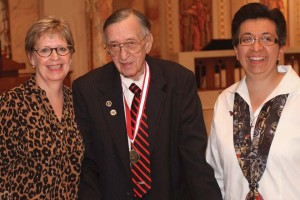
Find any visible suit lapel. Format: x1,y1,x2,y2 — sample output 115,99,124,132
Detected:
145,58,167,153
98,66,131,178
97,59,168,177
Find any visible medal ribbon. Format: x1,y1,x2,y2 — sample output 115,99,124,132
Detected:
124,64,150,143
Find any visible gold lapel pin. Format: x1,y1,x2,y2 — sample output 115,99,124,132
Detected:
110,109,117,116
106,101,112,107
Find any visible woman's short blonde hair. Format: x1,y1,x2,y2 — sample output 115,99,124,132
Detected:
25,16,75,54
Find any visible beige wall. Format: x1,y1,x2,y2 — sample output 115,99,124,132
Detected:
5,0,164,80
9,0,39,72
4,1,300,134
40,0,89,80
7,0,89,80
6,0,300,80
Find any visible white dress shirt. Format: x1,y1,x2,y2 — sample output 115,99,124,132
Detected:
121,75,144,108
206,65,300,200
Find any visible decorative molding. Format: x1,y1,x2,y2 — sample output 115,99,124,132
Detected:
296,0,300,46
167,0,174,52
0,0,10,58
291,0,300,46
219,0,226,38
212,0,233,39
165,0,179,53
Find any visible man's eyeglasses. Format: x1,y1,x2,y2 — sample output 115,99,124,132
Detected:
32,46,73,58
105,36,147,57
238,34,278,46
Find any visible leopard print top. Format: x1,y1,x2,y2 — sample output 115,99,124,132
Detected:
0,76,84,199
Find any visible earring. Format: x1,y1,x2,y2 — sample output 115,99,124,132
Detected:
32,65,36,69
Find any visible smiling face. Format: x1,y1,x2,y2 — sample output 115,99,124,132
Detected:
234,18,285,78
28,33,72,88
104,14,153,81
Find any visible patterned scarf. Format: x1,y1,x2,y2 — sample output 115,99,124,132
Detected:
233,93,288,200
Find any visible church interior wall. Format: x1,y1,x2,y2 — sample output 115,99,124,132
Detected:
1,0,299,131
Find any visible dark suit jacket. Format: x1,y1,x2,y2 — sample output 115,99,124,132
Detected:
73,56,222,200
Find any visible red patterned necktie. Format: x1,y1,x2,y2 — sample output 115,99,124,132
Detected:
129,83,151,198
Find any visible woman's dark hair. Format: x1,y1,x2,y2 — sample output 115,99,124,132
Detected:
231,3,286,47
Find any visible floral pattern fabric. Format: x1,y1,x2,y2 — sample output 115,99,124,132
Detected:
233,93,288,200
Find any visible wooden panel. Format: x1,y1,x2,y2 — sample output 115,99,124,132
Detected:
284,53,300,75
0,55,26,73
0,73,72,94
195,56,241,90
0,75,30,94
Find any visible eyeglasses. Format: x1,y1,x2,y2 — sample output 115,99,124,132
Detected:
238,34,279,46
33,46,73,57
105,36,147,57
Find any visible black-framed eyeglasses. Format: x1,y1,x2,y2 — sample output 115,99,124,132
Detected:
32,46,73,58
105,36,147,57
238,34,279,46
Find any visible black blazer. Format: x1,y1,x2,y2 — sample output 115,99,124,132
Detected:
73,56,222,200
